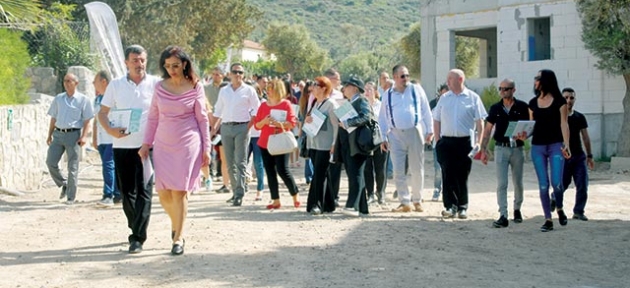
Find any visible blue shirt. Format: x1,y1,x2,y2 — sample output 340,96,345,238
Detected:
378,84,433,140
47,91,94,129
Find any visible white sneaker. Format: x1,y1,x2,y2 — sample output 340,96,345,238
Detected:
204,179,212,192
65,199,76,205
341,208,359,217
97,197,114,207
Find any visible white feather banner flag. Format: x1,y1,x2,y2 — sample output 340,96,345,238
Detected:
85,1,125,79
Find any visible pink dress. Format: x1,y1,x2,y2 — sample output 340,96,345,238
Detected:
144,82,210,191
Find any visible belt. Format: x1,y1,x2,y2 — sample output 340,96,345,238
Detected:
442,136,468,140
495,141,523,148
222,121,249,125
55,127,80,132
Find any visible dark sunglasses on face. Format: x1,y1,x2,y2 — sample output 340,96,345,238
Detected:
401,74,410,79
231,70,244,75
498,87,513,92
534,76,541,81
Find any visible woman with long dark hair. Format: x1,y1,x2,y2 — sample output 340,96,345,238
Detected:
298,81,315,185
139,46,210,254
528,69,571,232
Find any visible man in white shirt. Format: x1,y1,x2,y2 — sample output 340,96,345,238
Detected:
92,70,121,207
98,45,161,253
213,63,261,206
379,65,433,213
433,69,487,219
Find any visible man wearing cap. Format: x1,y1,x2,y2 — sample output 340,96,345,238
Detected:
333,75,374,217
379,65,433,213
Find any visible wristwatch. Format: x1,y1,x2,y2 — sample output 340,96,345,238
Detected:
587,154,593,158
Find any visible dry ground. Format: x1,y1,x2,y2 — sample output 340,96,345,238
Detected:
1,151,630,288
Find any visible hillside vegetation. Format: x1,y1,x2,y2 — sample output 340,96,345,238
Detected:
247,0,420,64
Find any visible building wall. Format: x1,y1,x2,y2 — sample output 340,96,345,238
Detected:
420,0,625,158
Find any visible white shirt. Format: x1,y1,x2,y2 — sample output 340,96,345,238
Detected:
94,95,113,145
432,88,487,137
379,84,433,138
214,83,260,122
101,74,161,148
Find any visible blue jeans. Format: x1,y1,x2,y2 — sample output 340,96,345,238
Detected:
531,143,565,219
98,144,120,199
304,158,313,183
248,137,265,191
561,152,588,214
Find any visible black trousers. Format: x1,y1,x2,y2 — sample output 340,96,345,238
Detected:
307,150,336,213
340,148,369,214
327,162,342,202
113,148,153,244
436,137,472,210
364,148,388,201
260,148,298,200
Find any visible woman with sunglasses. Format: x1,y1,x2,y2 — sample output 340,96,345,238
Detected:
528,69,571,232
254,79,300,210
139,46,210,255
305,77,339,215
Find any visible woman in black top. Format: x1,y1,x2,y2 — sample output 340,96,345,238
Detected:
528,69,571,232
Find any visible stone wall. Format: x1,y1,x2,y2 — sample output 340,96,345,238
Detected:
0,66,96,191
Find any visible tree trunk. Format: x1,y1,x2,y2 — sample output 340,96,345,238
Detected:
617,74,630,157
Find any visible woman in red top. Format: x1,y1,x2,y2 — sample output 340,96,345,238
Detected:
254,79,300,209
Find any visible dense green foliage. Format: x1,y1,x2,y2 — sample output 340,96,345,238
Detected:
23,3,94,89
0,0,42,24
480,83,500,112
0,29,31,105
248,0,416,72
576,0,630,156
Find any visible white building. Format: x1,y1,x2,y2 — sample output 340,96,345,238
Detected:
236,40,274,62
420,0,624,158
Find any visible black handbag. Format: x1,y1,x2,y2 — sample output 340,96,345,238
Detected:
356,118,383,154
298,133,309,158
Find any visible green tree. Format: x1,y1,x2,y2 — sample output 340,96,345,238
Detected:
241,59,277,78
399,22,480,78
0,29,31,105
576,0,630,156
262,22,330,79
113,0,262,72
0,0,42,24
24,3,94,90
338,52,378,82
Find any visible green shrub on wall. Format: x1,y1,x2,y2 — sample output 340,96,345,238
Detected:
0,29,31,105
480,83,501,112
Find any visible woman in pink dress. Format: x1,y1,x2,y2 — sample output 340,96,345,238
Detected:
139,46,210,255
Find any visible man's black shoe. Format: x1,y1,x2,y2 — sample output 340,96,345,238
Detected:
557,209,568,226
113,196,122,204
493,215,509,228
232,197,242,207
513,210,523,223
225,196,234,203
59,186,67,200
129,241,143,254
572,213,589,221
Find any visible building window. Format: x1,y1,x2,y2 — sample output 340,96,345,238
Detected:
527,17,551,61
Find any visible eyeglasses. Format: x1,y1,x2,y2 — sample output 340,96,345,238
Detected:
401,74,410,79
163,63,182,70
564,96,575,100
231,70,244,75
534,76,541,81
313,83,321,87
498,87,513,92
63,79,76,83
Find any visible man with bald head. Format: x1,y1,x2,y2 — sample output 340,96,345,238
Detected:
433,69,487,219
46,72,95,204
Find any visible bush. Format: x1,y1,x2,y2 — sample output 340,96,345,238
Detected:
480,83,501,112
0,29,31,105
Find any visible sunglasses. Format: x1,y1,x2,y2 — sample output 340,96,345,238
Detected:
231,70,244,75
163,63,183,70
401,74,410,79
564,96,575,100
534,76,541,81
498,87,513,92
